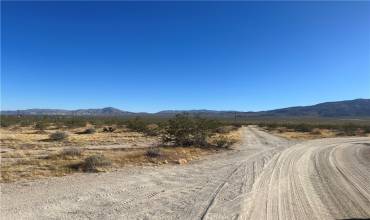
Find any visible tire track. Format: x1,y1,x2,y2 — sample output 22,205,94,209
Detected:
1,126,288,219
243,137,370,220
3,127,368,220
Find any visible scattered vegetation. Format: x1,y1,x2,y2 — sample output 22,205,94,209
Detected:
81,154,112,172
127,117,160,136
79,128,96,134
214,136,237,149
102,126,116,132
35,121,47,131
258,121,370,136
61,147,82,157
146,147,161,158
49,131,68,141
2,113,369,182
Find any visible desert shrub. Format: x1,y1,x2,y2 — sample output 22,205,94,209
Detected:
82,154,112,172
49,131,68,141
127,117,147,132
144,124,160,136
65,118,87,128
340,124,357,136
363,126,370,134
127,117,161,136
102,126,116,132
310,128,322,135
276,127,288,133
292,123,313,132
216,125,236,134
146,148,161,158
61,147,82,157
35,121,47,130
20,120,32,127
214,136,236,149
163,114,220,147
0,119,12,127
81,128,96,134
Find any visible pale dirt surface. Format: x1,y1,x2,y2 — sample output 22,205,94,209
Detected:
1,126,370,220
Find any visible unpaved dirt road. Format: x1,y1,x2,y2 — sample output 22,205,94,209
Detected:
1,126,370,220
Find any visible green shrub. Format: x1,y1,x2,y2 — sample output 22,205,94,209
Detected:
82,155,112,172
49,131,68,141
163,114,220,147
127,117,147,132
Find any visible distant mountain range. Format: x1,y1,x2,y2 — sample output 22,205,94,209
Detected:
1,99,370,118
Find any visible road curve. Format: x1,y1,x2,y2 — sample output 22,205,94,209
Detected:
1,127,370,220
243,137,370,220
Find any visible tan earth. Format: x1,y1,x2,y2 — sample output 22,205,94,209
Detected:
1,126,369,219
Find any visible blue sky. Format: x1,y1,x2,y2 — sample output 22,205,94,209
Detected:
1,1,369,112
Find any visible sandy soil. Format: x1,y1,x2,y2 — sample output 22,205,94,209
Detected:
1,126,369,219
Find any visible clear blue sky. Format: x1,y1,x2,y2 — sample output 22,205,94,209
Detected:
1,1,369,112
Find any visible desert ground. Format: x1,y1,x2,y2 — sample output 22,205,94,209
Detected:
1,126,369,219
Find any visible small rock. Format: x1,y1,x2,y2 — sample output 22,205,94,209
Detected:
163,160,168,164
177,158,187,165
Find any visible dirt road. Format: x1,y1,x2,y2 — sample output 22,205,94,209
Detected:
1,127,370,220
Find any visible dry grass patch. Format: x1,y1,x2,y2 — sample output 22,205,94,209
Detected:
268,127,339,140
0,146,217,182
1,124,241,183
0,126,158,150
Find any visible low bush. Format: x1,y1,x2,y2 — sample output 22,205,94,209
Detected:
216,125,236,134
144,124,160,136
127,117,161,136
310,128,322,135
102,126,115,132
127,117,147,132
64,118,87,128
292,123,313,132
35,121,47,131
20,120,32,127
146,148,161,158
82,154,112,172
341,124,357,136
61,148,82,157
162,114,220,147
363,126,370,134
49,131,68,141
214,136,236,149
80,128,96,134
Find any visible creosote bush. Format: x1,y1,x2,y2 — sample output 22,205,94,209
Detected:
49,131,68,141
127,117,160,136
162,114,220,147
82,154,112,172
